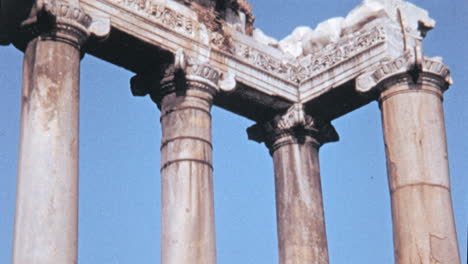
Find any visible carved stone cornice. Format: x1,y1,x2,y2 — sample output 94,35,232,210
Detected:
1,0,443,120
82,0,391,86
14,1,110,50
298,26,387,83
247,104,339,154
107,0,197,37
75,0,443,106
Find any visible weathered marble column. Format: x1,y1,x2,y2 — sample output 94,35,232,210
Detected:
378,66,460,263
12,3,92,264
248,104,338,264
148,61,221,264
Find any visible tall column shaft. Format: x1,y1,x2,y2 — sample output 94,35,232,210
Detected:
13,38,82,264
380,74,460,263
12,3,92,263
160,86,216,264
272,135,328,264
248,104,337,264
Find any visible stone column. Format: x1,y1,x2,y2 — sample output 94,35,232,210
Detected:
154,62,220,264
248,104,338,264
12,3,92,264
379,66,460,263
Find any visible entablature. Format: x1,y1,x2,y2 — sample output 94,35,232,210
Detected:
0,0,450,122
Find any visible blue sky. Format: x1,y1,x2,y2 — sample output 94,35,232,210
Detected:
0,0,466,263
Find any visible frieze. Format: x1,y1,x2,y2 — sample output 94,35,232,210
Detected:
233,42,299,83
106,0,236,51
299,26,386,82
101,0,388,86
108,0,196,37
230,26,386,85
105,0,297,84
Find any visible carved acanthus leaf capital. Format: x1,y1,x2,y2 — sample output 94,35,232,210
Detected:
247,104,339,153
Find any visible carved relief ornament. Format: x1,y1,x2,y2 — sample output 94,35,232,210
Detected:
231,25,387,85
108,0,196,37
97,0,391,86
297,26,387,82
106,0,234,51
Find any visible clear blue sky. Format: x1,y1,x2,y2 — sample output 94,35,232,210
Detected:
0,0,466,263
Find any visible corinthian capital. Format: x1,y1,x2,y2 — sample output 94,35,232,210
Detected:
247,104,339,154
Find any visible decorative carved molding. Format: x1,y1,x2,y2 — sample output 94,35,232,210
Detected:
174,0,254,35
247,104,339,153
71,0,451,112
106,0,237,52
91,0,389,86
233,41,297,83
231,26,387,85
108,0,197,37
298,26,386,82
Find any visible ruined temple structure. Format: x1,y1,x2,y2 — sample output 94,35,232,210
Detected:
0,0,461,263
